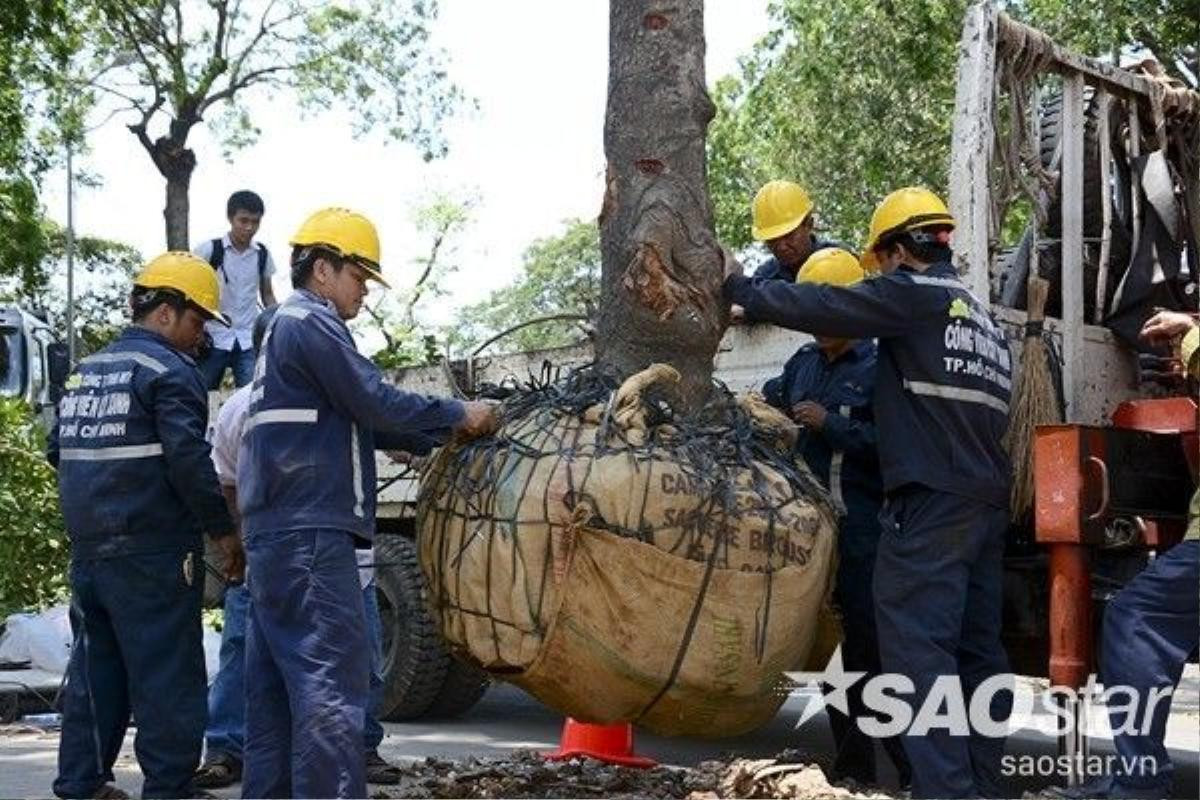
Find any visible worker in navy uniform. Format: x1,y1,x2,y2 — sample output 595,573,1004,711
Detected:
49,252,243,800
761,247,910,789
237,207,498,799
724,187,1013,799
1052,310,1200,800
735,180,847,323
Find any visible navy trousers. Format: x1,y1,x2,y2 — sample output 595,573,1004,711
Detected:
241,529,368,799
54,548,206,799
205,579,387,762
1100,540,1199,797
828,519,911,786
873,487,1012,799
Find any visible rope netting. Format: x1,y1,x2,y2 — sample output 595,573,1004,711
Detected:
416,363,838,735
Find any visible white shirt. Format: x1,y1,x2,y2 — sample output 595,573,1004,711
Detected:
209,385,373,588
210,384,253,486
193,234,276,351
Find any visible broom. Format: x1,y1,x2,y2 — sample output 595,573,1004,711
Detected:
1004,274,1062,522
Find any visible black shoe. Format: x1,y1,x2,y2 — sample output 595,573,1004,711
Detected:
192,751,243,789
91,785,130,800
365,749,402,785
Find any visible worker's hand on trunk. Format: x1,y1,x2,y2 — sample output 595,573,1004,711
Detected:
729,304,746,325
456,401,500,440
214,533,246,584
1140,311,1196,345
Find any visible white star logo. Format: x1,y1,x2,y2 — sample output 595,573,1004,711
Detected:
784,645,868,728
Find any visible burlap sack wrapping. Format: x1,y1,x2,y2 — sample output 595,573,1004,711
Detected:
417,365,837,736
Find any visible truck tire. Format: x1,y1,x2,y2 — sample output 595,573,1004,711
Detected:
423,656,491,719
991,88,1132,320
374,535,450,721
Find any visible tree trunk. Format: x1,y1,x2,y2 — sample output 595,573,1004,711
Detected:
130,125,197,251
596,0,727,407
164,170,192,251
156,131,200,251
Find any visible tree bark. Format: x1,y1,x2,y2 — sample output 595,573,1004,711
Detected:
129,124,197,251
164,167,193,251
596,0,727,408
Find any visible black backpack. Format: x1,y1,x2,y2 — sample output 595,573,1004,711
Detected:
207,238,269,284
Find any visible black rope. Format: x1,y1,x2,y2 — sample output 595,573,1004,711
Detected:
417,363,834,686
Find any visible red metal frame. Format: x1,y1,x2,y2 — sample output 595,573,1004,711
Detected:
1034,397,1199,689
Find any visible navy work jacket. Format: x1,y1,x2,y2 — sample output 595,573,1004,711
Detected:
728,261,1012,508
238,289,465,541
49,327,233,557
763,339,883,554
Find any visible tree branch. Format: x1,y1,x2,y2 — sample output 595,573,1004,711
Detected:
173,0,183,53
405,230,446,326
112,0,173,63
127,90,165,167
196,62,294,116
227,0,287,84
212,0,228,68
83,81,148,112
1134,23,1197,89
104,3,162,87
88,104,141,133
360,300,397,350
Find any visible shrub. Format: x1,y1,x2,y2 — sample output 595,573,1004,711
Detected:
0,399,67,617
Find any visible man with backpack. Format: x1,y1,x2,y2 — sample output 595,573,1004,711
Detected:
192,190,277,389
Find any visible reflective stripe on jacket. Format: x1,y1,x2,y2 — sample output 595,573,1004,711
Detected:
49,327,233,557
728,261,1012,508
763,339,882,544
237,290,465,540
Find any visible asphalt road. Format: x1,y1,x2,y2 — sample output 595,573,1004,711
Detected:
1,679,1196,798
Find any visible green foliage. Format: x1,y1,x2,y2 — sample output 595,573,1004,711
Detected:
43,226,141,357
452,219,599,355
78,0,462,158
288,0,466,158
0,177,48,289
0,0,75,285
1016,0,1197,87
355,193,474,369
2,0,465,248
708,0,967,252
202,608,225,633
0,399,67,617
706,0,1197,255
0,223,141,358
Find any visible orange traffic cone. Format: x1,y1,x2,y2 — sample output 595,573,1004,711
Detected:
545,717,657,768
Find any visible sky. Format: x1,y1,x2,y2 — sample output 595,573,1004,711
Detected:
41,1,771,325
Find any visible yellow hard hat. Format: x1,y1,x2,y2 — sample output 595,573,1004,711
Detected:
796,247,867,287
290,207,389,287
860,186,955,271
751,180,814,242
134,252,229,326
